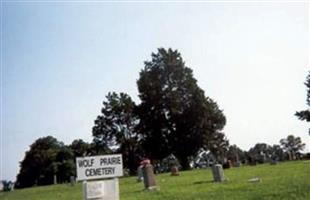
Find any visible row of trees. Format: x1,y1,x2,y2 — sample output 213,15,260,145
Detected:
15,134,306,188
226,135,306,165
15,137,102,188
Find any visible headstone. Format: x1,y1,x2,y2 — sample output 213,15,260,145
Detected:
70,176,76,186
142,164,157,190
83,179,119,200
170,165,179,176
249,157,257,166
248,177,261,183
211,164,225,182
223,160,232,169
270,159,278,165
53,174,57,184
137,165,144,182
234,161,241,167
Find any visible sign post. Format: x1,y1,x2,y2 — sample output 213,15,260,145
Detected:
76,154,123,200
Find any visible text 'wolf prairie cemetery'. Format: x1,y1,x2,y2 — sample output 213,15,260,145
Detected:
76,154,123,181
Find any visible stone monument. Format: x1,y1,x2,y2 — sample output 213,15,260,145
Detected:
142,163,157,190
70,176,76,186
170,165,180,176
83,179,119,200
137,165,144,182
211,164,225,182
53,174,57,184
234,161,241,167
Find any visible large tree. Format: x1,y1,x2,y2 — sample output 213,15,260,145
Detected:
295,71,310,134
92,92,140,174
136,48,226,169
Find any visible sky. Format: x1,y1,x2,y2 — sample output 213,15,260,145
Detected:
1,1,309,181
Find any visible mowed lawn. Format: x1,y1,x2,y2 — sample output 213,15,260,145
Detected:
1,161,309,200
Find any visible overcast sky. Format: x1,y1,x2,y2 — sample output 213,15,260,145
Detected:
1,1,309,181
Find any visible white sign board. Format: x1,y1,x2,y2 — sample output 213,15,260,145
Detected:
76,154,123,181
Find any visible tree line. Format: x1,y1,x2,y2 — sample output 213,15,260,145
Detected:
15,49,308,188
14,134,306,188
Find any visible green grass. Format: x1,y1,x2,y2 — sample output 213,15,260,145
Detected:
1,161,309,200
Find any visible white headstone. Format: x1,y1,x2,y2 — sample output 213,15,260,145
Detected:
84,179,119,200
137,166,144,182
212,164,225,182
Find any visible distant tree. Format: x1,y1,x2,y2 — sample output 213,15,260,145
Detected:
92,92,140,175
295,71,310,134
70,139,92,158
136,48,226,169
226,144,246,163
248,143,272,164
280,135,305,160
206,132,230,163
270,144,285,161
15,136,79,188
15,136,63,188
55,146,75,183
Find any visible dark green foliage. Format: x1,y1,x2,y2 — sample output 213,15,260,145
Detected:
70,139,93,158
270,144,286,161
2,180,14,191
15,136,81,188
92,92,140,175
55,146,75,183
136,48,226,169
295,71,310,134
248,143,272,164
15,136,64,188
280,135,305,160
205,132,229,163
226,144,246,163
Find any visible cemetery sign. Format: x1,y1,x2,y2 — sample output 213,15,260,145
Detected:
76,154,123,181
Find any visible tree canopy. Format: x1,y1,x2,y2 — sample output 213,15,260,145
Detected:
92,92,141,174
15,136,64,188
280,135,305,160
136,48,226,169
295,71,310,134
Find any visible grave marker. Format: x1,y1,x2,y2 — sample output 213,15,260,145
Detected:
212,164,225,182
170,165,179,176
142,163,157,190
137,166,144,182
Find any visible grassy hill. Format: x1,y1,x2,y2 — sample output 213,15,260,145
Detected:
1,161,309,200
